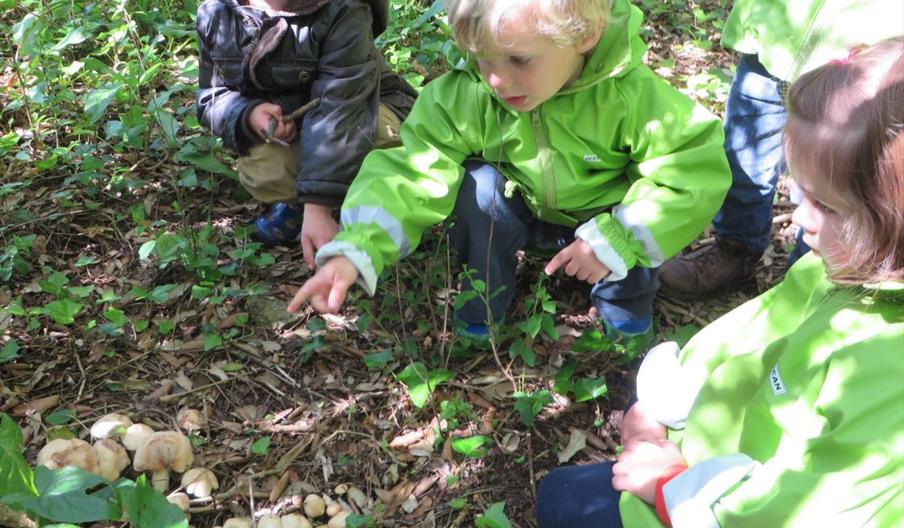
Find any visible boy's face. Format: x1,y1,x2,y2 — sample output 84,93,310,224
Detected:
475,8,599,112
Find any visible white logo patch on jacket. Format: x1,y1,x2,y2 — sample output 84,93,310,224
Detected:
770,365,787,396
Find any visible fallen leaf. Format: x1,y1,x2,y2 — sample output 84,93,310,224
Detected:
12,395,59,417
558,429,587,463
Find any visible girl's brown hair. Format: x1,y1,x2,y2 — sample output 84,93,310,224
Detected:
783,38,904,285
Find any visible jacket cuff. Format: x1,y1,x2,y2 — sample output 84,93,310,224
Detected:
663,454,759,528
575,219,629,281
636,341,705,429
655,464,689,528
238,100,267,151
315,240,378,296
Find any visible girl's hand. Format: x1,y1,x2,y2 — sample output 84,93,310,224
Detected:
612,439,685,504
249,103,297,143
544,239,610,283
620,400,668,445
300,203,339,269
287,257,358,314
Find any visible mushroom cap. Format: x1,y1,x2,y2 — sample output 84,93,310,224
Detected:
166,491,191,512
132,431,194,473
89,413,133,440
222,518,253,528
303,493,326,518
176,408,207,433
281,514,313,528
181,467,219,498
327,512,349,528
36,438,100,475
93,439,130,481
122,423,155,451
258,516,282,528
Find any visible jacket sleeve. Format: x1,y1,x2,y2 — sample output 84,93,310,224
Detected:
574,69,731,278
195,1,263,154
315,72,483,294
295,0,385,207
661,330,904,528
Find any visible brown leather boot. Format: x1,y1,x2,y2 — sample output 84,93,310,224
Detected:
659,238,761,299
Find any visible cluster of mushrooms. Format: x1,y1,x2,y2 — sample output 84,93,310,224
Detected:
35,411,217,521
218,491,354,528
34,411,362,527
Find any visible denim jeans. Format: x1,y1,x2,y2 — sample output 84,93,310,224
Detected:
713,54,788,255
450,161,659,330
536,462,623,527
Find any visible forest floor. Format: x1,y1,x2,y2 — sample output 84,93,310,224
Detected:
1,1,801,526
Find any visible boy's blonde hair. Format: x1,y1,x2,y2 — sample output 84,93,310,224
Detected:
445,0,611,54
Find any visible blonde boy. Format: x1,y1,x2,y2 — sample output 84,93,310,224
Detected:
289,0,730,351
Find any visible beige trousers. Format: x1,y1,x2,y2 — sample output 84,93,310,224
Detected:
237,104,403,203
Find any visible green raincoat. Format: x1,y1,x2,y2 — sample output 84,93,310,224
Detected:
721,0,904,81
315,0,730,293
622,253,904,526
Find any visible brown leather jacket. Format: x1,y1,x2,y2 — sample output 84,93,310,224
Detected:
196,0,416,206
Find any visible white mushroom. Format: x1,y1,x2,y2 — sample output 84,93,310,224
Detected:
122,423,155,451
181,467,219,498
167,491,191,518
222,519,253,528
92,439,130,481
176,408,207,433
325,503,342,517
89,413,133,440
281,513,313,528
327,512,350,528
258,515,282,528
36,439,100,475
132,431,194,492
303,493,326,518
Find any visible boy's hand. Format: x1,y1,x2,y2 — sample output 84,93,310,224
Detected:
612,439,685,504
287,256,358,314
301,203,339,269
619,400,667,445
545,239,610,283
249,103,297,143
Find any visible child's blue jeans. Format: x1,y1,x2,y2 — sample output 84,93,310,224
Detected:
450,161,659,330
536,461,623,527
713,54,788,255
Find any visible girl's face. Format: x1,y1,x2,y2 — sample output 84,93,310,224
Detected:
474,8,599,112
790,161,850,270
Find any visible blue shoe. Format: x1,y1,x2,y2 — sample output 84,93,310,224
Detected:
254,202,302,247
603,318,654,361
452,318,495,347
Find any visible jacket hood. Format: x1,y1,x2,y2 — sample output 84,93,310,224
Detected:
457,0,645,103
570,0,645,89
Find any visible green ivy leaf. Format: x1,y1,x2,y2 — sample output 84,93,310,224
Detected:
203,332,223,351
572,328,614,353
0,339,20,362
552,362,575,396
396,362,453,408
448,497,467,510
345,514,375,528
251,436,271,456
573,377,608,402
43,299,83,325
45,408,76,426
3,466,117,523
119,475,188,528
83,83,124,124
476,501,512,528
450,435,489,458
363,349,393,369
508,339,536,367
512,390,553,428
0,414,35,497
138,240,156,261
